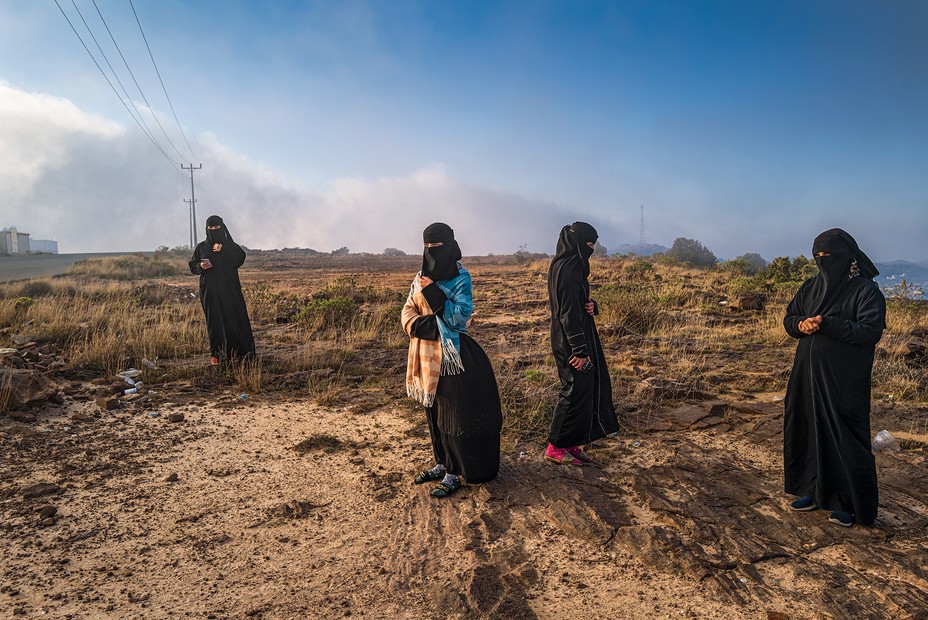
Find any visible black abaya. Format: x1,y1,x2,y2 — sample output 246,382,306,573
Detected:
422,332,502,483
547,224,618,447
783,230,885,525
188,219,255,360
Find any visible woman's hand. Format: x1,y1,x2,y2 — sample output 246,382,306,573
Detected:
585,299,595,316
200,259,213,270
798,315,822,335
419,275,433,287
213,243,223,253
569,355,590,370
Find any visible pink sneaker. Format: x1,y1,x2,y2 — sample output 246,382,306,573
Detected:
544,443,582,466
566,446,594,463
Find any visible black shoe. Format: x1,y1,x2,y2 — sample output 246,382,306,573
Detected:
828,511,854,527
430,476,461,498
789,495,816,511
413,468,444,485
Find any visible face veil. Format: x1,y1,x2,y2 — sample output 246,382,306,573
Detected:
421,222,462,281
553,221,598,279
205,215,232,245
806,228,879,316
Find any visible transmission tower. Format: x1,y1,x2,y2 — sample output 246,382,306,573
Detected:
182,163,202,247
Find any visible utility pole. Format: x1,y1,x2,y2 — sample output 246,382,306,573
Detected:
640,205,645,246
182,163,202,247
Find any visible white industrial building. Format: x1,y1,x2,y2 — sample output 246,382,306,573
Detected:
0,227,58,255
30,239,59,254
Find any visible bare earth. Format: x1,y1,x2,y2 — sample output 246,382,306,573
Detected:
2,255,927,619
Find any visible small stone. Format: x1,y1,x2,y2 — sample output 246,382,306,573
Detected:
21,482,60,499
168,412,185,423
165,473,179,482
40,517,56,527
96,396,119,411
39,505,58,519
71,412,94,423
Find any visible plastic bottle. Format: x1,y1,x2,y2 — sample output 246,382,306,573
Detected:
124,387,138,395
872,429,900,452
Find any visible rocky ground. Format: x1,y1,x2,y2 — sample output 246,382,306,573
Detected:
2,256,927,619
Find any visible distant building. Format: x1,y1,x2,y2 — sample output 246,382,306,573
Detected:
31,239,59,254
0,227,31,255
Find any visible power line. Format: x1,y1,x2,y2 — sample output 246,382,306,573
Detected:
88,0,191,164
128,0,199,163
67,0,166,160
52,0,183,172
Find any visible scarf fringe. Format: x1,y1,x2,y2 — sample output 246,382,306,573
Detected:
407,382,437,408
440,339,465,376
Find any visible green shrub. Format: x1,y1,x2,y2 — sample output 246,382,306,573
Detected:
625,259,654,279
295,296,357,330
667,237,716,267
597,283,666,333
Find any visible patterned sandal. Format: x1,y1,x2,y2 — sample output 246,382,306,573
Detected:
544,444,583,466
414,469,444,485
566,446,594,464
430,477,462,498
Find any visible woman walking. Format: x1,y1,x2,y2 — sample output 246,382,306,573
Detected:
402,223,502,497
546,222,618,465
783,228,885,527
188,215,255,365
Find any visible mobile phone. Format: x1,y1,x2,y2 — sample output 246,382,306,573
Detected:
580,358,593,374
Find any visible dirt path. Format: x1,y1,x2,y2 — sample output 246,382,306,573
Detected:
2,393,928,619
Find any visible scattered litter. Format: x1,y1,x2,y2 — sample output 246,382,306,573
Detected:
739,577,748,584
518,451,527,460
719,300,729,306
872,429,900,452
148,412,159,418
142,357,158,369
633,441,641,448
240,394,247,400
772,395,785,402
117,369,142,380
124,387,138,395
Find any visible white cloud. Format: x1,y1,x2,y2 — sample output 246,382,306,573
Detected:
1,83,604,255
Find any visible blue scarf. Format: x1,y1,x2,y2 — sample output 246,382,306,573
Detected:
433,265,472,375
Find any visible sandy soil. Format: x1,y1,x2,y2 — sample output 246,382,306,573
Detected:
2,255,927,619
3,390,927,619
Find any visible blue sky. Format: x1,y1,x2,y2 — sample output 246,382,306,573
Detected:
1,0,925,259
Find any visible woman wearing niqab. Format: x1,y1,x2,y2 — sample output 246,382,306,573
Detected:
783,228,885,527
401,223,502,497
546,222,619,464
188,215,255,364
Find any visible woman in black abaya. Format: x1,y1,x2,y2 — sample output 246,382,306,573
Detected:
546,222,618,465
188,215,255,365
401,223,502,497
783,228,885,527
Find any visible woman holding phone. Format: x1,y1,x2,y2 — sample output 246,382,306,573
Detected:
188,215,255,365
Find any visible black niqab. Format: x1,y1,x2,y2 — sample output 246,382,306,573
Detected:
806,228,879,317
205,215,231,246
421,222,462,281
552,222,598,279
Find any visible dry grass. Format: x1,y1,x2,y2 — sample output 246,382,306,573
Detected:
1,252,925,432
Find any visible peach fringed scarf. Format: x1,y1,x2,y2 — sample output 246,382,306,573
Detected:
402,275,461,406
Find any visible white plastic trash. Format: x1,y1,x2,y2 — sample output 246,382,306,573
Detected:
872,429,900,452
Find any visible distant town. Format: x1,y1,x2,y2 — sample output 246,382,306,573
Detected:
0,226,58,255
